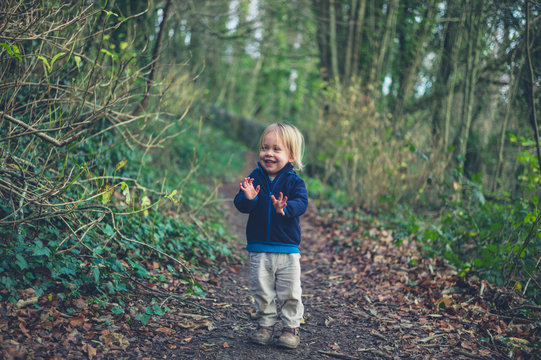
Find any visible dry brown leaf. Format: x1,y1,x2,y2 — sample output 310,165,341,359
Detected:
418,334,444,343
436,295,452,309
155,327,173,335
100,329,130,350
69,316,85,327
16,296,39,308
183,336,193,343
82,343,97,359
18,322,30,338
73,298,88,309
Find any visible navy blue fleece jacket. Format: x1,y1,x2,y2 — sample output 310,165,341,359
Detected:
234,162,308,253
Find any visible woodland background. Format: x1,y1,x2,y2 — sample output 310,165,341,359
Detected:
0,0,540,355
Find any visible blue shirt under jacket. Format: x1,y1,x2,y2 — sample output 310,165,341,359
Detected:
234,162,308,253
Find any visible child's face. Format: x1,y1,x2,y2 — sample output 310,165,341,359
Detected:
259,131,294,177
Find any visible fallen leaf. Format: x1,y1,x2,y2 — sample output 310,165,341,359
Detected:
16,296,39,308
18,322,30,338
418,334,445,343
437,295,452,309
73,298,88,309
82,343,97,359
156,327,173,335
100,329,129,350
69,316,85,327
325,316,334,327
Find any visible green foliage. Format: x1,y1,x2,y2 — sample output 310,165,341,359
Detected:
0,0,242,317
407,154,541,303
0,123,237,307
302,84,447,210
134,301,170,325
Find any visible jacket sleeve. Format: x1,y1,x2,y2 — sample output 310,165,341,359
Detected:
283,177,308,218
234,190,259,213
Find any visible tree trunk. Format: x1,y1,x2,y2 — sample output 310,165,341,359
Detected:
432,1,465,150
329,0,340,84
351,0,367,81
458,0,484,173
392,0,439,127
492,54,523,192
131,0,173,117
344,0,359,82
371,0,398,96
314,0,330,81
524,0,541,174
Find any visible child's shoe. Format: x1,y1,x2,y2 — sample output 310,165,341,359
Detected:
277,327,300,349
250,325,273,345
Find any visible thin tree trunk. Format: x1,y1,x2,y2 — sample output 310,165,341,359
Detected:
344,0,359,82
367,0,379,87
458,0,484,172
314,0,330,81
525,0,541,173
492,54,523,192
371,0,398,94
443,11,465,150
329,0,340,84
351,0,367,81
431,1,465,150
131,0,173,117
392,0,438,126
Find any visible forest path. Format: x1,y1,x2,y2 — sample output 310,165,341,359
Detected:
167,153,506,359
2,154,527,359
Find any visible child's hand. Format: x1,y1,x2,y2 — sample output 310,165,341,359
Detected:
271,192,288,216
240,177,260,200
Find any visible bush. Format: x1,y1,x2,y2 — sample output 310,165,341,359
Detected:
303,84,449,210
415,154,540,303
0,1,241,306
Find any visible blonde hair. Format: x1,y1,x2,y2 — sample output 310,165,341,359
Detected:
259,123,305,171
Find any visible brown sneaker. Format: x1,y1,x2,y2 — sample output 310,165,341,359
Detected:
250,326,273,345
277,327,300,349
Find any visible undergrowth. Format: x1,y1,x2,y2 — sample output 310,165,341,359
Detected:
0,121,246,318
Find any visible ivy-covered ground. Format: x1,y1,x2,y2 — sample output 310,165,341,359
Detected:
0,165,538,359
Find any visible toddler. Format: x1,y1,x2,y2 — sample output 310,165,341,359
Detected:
234,123,308,349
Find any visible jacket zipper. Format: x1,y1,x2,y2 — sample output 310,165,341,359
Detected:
258,165,287,243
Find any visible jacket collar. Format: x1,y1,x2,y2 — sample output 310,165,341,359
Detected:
257,161,294,179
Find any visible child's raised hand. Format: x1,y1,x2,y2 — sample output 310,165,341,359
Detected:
240,177,260,200
271,192,288,216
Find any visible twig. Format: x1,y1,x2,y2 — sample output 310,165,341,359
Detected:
116,272,216,314
523,255,541,296
356,348,393,359
318,350,361,360
0,112,80,146
453,349,484,359
115,230,193,277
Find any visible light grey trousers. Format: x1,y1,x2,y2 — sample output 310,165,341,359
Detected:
249,252,304,328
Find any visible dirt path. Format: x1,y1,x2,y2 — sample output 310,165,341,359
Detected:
170,169,378,359
162,157,507,359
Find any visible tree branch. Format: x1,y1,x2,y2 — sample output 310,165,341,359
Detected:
131,0,173,117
